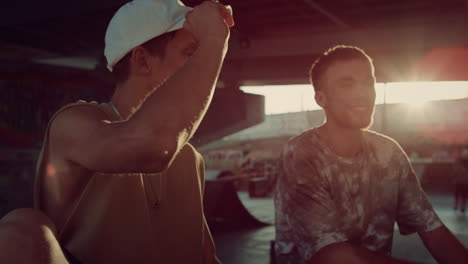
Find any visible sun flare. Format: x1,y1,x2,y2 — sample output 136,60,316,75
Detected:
241,81,468,114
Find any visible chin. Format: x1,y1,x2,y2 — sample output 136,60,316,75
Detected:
359,118,374,130
346,117,373,130
329,111,374,131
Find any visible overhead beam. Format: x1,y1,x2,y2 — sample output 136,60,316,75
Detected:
301,0,350,29
0,0,126,27
227,10,468,60
222,11,468,85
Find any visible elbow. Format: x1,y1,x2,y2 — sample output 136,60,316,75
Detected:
154,145,177,172
139,136,178,173
130,124,187,173
147,126,191,172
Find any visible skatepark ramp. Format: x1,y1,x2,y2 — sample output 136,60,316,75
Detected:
204,170,271,231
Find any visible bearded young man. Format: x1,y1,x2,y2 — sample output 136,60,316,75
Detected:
274,45,468,264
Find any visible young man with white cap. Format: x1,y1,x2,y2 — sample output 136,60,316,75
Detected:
33,0,234,263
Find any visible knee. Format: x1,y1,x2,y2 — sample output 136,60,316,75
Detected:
0,208,58,247
0,208,57,235
0,209,65,264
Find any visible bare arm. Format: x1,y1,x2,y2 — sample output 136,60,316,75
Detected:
309,242,422,264
50,2,233,174
51,106,169,173
130,2,233,167
309,226,468,264
419,225,468,264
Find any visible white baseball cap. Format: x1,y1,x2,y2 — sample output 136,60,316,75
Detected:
104,0,192,71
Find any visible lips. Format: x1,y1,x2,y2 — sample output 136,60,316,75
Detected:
353,106,368,111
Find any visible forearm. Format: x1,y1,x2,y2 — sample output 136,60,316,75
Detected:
420,226,468,264
133,38,227,148
159,38,227,140
309,242,422,264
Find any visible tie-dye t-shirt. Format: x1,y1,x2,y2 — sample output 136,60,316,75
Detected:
274,128,442,263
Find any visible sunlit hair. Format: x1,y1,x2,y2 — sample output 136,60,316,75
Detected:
308,45,374,92
112,31,177,84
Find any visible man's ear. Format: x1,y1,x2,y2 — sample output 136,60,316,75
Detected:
315,90,327,109
130,46,151,75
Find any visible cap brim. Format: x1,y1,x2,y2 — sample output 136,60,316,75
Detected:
107,13,188,72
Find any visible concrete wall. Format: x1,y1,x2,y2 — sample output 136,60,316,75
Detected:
222,98,468,150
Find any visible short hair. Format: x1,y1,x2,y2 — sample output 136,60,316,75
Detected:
308,45,374,92
112,31,177,84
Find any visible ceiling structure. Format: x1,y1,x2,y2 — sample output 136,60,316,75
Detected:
1,0,468,88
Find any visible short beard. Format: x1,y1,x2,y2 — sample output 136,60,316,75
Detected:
326,111,374,131
361,116,374,130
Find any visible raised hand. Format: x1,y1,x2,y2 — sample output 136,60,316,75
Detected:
183,1,234,44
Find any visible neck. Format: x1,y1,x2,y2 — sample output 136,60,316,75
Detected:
110,80,152,120
318,122,364,158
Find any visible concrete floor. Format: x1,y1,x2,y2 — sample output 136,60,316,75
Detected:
212,192,468,264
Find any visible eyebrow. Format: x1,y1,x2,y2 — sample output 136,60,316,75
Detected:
337,76,374,83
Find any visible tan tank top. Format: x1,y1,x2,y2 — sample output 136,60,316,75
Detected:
35,101,209,264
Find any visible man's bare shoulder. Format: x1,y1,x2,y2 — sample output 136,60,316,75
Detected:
173,143,202,164
46,102,112,161
49,102,109,137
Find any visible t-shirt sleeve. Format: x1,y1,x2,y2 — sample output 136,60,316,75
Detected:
395,146,442,235
280,142,348,261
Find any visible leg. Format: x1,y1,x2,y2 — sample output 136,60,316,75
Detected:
0,208,68,264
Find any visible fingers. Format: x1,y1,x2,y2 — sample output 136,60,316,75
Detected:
220,5,234,27
183,1,233,42
188,1,234,27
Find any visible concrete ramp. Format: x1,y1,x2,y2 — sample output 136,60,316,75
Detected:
204,179,270,231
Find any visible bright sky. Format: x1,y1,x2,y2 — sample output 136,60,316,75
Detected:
241,81,468,115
